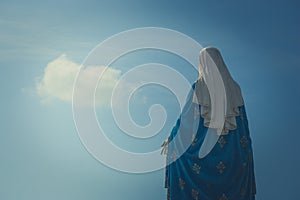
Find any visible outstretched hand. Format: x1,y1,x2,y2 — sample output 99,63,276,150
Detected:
160,138,169,155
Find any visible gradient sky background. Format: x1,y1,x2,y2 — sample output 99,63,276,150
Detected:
1,0,300,199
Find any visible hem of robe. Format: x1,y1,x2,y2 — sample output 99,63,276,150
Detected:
163,105,256,200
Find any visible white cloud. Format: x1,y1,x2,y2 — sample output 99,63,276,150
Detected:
36,54,123,107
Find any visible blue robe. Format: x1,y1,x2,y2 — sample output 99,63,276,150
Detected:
164,82,256,200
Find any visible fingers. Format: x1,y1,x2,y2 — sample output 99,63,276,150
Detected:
160,139,170,155
160,148,163,155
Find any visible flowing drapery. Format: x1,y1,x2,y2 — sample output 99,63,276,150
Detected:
164,82,256,200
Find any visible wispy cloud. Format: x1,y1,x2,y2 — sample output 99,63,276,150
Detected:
0,18,93,61
35,54,123,107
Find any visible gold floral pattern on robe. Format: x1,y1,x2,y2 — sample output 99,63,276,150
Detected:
216,161,226,174
178,178,185,190
218,136,226,148
240,136,248,148
192,163,201,174
191,188,199,200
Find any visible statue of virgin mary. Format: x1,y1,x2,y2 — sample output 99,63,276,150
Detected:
162,46,256,200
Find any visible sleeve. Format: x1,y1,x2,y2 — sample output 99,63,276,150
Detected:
166,81,198,156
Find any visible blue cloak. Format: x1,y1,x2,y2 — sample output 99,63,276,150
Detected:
164,82,256,200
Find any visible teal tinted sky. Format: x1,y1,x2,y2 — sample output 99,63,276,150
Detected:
1,0,299,199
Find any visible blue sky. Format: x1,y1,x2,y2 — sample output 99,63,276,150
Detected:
1,0,300,199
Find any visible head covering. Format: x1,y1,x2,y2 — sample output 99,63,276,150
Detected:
192,46,244,135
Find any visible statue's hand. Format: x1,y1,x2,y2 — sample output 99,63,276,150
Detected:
160,138,169,155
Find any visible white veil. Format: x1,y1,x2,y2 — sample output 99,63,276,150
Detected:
193,46,244,158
